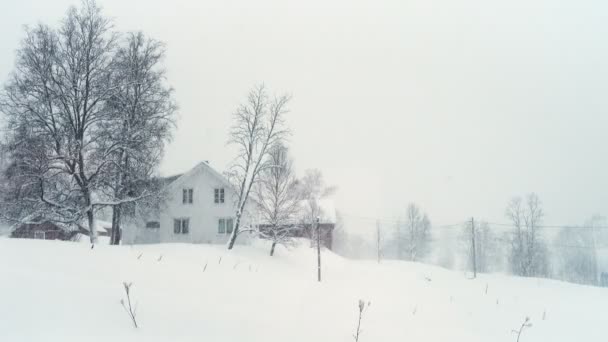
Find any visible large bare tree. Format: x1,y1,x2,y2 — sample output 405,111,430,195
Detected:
0,0,174,244
226,84,290,249
253,144,302,256
102,31,176,244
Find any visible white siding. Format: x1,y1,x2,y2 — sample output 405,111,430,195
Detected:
125,162,250,245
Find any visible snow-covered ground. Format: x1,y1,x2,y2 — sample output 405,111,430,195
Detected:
0,237,605,342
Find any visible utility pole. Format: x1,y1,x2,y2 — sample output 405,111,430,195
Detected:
376,220,381,263
316,217,321,282
471,217,477,279
590,216,601,286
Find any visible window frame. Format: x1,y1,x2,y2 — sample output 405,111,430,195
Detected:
33,231,45,240
173,218,190,234
181,218,190,234
218,218,226,234
183,188,193,204
218,217,234,235
214,188,225,204
226,218,234,234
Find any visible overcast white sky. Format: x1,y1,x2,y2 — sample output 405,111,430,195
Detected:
1,0,608,231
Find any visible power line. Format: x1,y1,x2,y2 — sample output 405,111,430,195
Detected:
339,212,608,230
339,212,466,229
486,222,608,230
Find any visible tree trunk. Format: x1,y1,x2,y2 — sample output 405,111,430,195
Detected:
87,208,97,245
110,205,122,245
227,213,241,250
270,241,277,256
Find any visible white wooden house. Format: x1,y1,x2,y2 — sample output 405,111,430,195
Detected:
123,161,248,245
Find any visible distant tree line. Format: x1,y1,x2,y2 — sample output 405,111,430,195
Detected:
332,193,606,287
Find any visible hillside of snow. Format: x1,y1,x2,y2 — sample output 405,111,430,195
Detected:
0,237,606,342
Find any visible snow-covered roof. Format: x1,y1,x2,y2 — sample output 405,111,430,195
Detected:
165,161,232,190
79,220,112,233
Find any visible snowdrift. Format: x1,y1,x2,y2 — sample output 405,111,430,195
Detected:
0,237,605,342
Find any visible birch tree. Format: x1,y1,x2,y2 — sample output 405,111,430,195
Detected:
253,144,302,256
226,84,290,249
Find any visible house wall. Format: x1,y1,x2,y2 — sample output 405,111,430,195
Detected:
126,163,250,245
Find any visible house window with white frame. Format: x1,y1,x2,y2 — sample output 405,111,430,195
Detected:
214,188,225,204
173,218,190,234
182,188,193,204
33,231,45,239
218,218,234,234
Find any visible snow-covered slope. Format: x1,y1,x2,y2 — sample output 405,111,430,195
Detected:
0,237,605,342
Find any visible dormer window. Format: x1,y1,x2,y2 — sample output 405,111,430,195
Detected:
214,188,225,204
183,188,193,204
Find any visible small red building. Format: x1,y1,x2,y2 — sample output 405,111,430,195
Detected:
10,221,79,241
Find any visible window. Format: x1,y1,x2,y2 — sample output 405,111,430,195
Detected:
226,218,234,234
145,221,160,229
33,231,45,240
182,219,190,234
173,218,190,234
218,218,234,234
183,188,193,204
218,218,226,234
214,188,225,204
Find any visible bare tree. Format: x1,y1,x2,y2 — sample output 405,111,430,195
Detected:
0,1,175,244
253,144,302,256
0,1,120,243
554,217,600,285
299,169,336,244
505,193,549,277
226,84,290,249
102,31,176,245
396,203,431,262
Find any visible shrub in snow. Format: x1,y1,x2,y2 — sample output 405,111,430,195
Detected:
353,299,371,342
512,317,532,342
120,282,138,328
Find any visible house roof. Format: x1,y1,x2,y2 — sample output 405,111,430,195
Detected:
78,220,112,234
164,161,232,190
162,174,183,185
